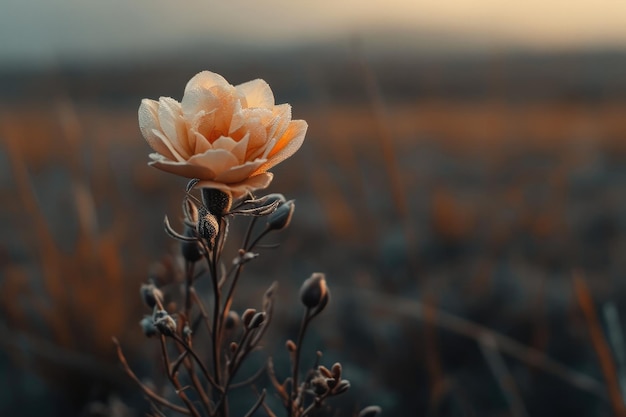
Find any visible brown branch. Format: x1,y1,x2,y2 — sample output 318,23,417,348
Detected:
113,338,191,415
573,271,626,416
345,287,607,398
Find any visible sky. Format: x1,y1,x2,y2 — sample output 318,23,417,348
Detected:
2,0,626,65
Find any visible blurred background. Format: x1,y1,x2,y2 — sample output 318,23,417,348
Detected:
2,1,626,416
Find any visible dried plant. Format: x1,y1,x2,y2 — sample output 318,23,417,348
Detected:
115,71,380,417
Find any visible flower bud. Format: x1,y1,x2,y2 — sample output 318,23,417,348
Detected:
181,226,202,262
140,283,163,309
154,314,177,337
197,208,219,244
286,339,296,352
331,362,342,380
358,406,382,417
318,365,333,378
140,316,157,337
311,375,329,395
242,308,256,327
334,379,350,395
266,200,295,231
247,312,266,329
201,188,232,216
300,273,329,309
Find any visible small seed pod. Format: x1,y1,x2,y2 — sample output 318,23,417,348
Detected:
201,188,232,216
300,273,329,309
325,378,337,390
311,375,329,396
358,406,382,417
181,226,202,262
154,314,177,337
140,316,157,337
266,200,295,231
230,342,238,353
248,312,266,329
331,362,342,380
334,379,350,395
241,308,257,327
196,208,219,245
140,283,163,309
286,339,296,352
318,365,333,378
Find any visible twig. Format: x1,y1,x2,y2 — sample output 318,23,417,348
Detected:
243,389,267,417
479,334,529,417
573,271,626,416
113,338,191,415
345,287,607,398
159,335,203,417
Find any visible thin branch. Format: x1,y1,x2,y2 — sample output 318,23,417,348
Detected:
479,334,529,417
345,287,607,398
113,338,191,415
159,335,203,417
243,389,267,417
573,271,626,416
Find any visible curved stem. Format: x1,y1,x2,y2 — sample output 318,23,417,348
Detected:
289,308,311,417
159,335,203,417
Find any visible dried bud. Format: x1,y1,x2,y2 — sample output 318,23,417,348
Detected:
153,309,168,320
197,208,219,244
154,313,177,337
140,316,157,337
326,378,337,389
331,362,342,380
140,283,163,309
229,342,238,352
242,308,256,327
201,188,232,216
358,405,382,417
311,375,329,395
181,226,202,262
224,311,240,330
248,312,266,329
334,379,350,395
299,273,329,309
266,200,295,231
318,365,333,378
286,340,296,352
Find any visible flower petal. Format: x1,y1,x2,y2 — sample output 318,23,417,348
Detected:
185,71,230,94
267,104,292,139
230,132,250,163
149,159,216,179
151,129,186,162
139,99,176,160
215,159,266,183
196,173,273,199
189,129,212,154
236,79,274,109
187,148,239,177
158,97,190,159
212,136,238,153
255,120,307,173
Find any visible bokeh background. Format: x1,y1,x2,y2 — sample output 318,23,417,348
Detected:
2,1,626,416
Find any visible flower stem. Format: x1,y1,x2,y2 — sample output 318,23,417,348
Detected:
290,308,311,417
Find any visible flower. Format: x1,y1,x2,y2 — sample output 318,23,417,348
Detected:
139,71,307,198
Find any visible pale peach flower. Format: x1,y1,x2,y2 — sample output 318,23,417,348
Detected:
139,71,307,198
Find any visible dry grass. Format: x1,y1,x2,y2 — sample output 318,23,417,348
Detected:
1,66,626,415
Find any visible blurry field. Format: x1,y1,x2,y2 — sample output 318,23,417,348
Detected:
2,50,626,416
